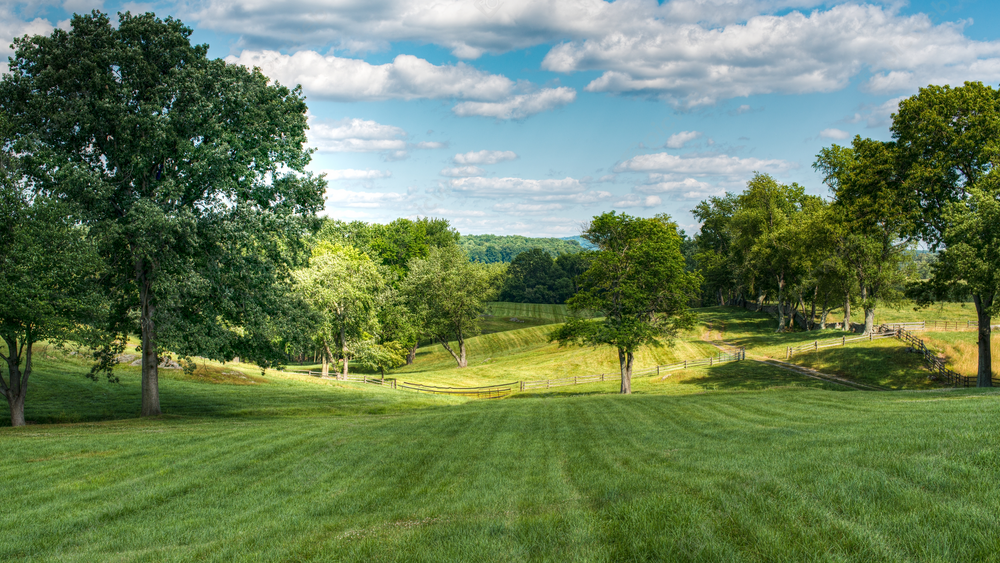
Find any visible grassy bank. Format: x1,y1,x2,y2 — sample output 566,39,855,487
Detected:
4,389,1000,561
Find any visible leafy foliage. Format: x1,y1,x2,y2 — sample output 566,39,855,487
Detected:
551,212,701,393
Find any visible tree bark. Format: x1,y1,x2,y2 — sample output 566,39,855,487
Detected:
863,308,876,335
797,292,808,330
438,337,468,368
339,322,348,380
321,339,331,378
618,347,634,394
843,288,852,332
776,273,786,331
973,293,994,387
809,286,818,330
820,289,830,330
138,271,161,417
406,343,417,365
1,334,30,427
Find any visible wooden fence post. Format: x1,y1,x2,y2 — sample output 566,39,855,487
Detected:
815,340,818,351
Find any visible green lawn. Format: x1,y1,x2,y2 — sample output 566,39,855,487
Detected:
4,388,1000,561
3,306,997,560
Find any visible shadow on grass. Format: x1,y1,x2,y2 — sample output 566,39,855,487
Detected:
674,360,851,392
791,345,935,390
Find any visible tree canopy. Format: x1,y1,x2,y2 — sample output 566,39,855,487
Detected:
0,11,325,415
552,212,700,394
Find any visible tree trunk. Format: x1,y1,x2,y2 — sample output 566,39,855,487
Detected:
438,337,468,368
138,273,161,417
618,348,634,394
820,289,830,330
863,308,876,335
339,323,347,380
457,328,467,368
321,339,331,378
406,343,417,365
809,286,818,330
973,293,994,387
776,274,786,331
843,288,852,332
717,287,725,306
797,292,808,330
1,334,30,427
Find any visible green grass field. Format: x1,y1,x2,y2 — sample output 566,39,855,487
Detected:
3,306,996,561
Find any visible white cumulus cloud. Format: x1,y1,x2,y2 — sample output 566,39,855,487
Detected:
615,152,795,176
665,131,703,149
321,169,392,180
440,166,486,177
452,87,576,119
819,128,851,140
614,193,662,208
449,176,585,197
453,150,518,165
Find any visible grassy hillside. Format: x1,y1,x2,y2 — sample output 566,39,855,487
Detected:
483,302,598,323
4,389,1000,561
5,348,461,425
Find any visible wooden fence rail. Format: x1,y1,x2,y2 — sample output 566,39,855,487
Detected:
879,325,1000,387
882,320,980,332
785,331,896,359
519,348,746,391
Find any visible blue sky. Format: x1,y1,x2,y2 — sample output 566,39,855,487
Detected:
4,0,1000,236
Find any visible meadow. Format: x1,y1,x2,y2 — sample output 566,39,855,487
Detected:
3,305,998,561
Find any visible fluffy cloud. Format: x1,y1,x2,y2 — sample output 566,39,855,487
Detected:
451,87,576,119
615,152,795,176
199,1,1000,107
528,191,612,204
635,178,724,199
614,193,662,208
307,117,444,159
844,96,905,128
819,128,850,140
453,150,518,165
440,166,486,177
325,188,409,208
321,169,392,181
449,176,584,197
226,51,514,102
665,131,703,149
545,4,1000,107
492,202,565,213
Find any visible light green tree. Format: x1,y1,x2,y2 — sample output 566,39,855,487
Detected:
550,212,701,394
294,243,383,379
0,12,325,414
402,246,505,368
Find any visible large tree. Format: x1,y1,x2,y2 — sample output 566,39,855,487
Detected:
815,137,916,334
551,212,701,394
0,12,325,415
729,174,812,331
402,246,504,368
892,82,1000,386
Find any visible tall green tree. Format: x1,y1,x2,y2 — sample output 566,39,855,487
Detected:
0,12,325,414
293,243,383,379
892,82,1000,385
729,174,811,331
402,246,504,368
815,137,916,334
551,212,701,394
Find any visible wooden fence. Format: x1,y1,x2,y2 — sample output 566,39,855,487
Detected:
880,325,1000,387
785,331,896,359
300,372,398,389
882,320,979,332
397,381,515,399
519,349,746,391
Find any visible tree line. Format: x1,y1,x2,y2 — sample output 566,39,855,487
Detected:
691,81,999,387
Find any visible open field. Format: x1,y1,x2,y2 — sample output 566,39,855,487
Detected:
483,302,598,323
5,389,1000,561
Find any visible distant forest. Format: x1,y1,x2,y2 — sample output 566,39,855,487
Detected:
459,234,586,263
